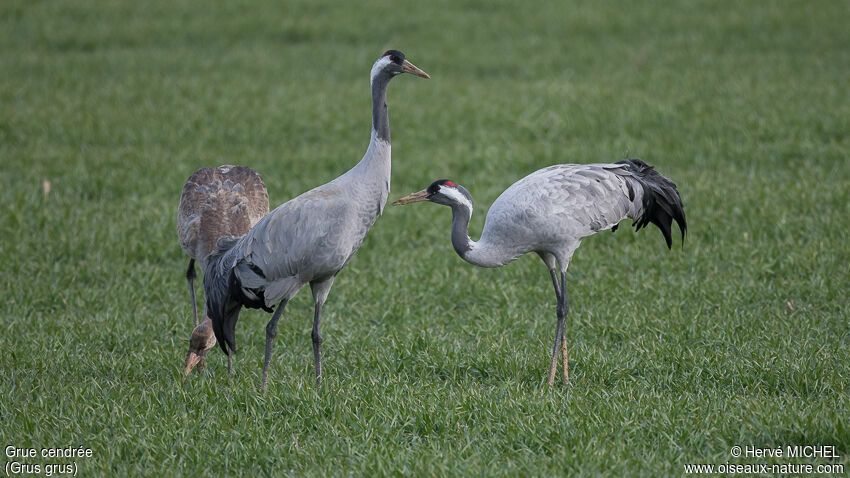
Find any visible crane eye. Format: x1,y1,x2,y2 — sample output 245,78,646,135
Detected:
382,51,402,63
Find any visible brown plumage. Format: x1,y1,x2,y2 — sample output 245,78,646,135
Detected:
177,165,269,376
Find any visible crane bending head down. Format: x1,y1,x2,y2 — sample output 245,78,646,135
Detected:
176,165,270,378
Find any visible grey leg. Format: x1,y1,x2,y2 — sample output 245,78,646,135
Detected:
547,312,565,387
560,271,570,384
547,271,570,387
186,259,198,327
548,268,562,303
310,276,335,391
546,267,563,387
261,299,288,392
312,301,324,390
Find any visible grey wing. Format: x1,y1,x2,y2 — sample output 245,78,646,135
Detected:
484,163,638,247
230,182,361,305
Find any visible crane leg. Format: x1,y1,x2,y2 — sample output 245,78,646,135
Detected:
186,259,198,327
312,301,324,390
548,268,562,302
310,276,335,391
560,271,570,384
560,322,568,384
547,314,564,387
546,270,570,387
261,299,288,392
546,268,564,387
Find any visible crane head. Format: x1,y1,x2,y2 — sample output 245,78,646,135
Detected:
392,179,473,210
371,50,430,82
183,316,217,378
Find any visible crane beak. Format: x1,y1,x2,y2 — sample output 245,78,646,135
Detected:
392,189,430,206
402,60,430,79
184,351,202,378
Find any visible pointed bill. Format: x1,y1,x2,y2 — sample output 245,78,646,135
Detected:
392,189,430,206
184,352,201,378
402,60,430,79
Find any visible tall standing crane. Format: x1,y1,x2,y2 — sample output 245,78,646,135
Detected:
393,159,686,386
177,165,269,376
204,50,429,390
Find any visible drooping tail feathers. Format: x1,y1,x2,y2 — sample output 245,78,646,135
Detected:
618,158,687,248
203,236,243,356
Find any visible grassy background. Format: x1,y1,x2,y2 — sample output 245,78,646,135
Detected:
2,0,848,475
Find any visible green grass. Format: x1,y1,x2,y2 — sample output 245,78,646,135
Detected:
2,0,849,475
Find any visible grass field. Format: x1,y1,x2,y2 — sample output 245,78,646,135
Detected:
2,0,849,475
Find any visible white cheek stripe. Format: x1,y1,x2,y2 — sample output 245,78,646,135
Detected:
442,187,472,212
370,56,393,83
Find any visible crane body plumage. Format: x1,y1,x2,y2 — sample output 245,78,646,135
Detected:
219,135,391,307
450,161,680,268
177,166,269,270
204,51,429,390
393,158,686,386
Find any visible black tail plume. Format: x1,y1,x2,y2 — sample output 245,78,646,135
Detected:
204,236,243,356
211,300,241,356
617,158,687,249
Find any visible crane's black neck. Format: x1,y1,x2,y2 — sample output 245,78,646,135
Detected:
371,73,392,142
447,198,509,268
450,203,474,260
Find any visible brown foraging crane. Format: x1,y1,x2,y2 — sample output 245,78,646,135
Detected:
176,165,269,376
